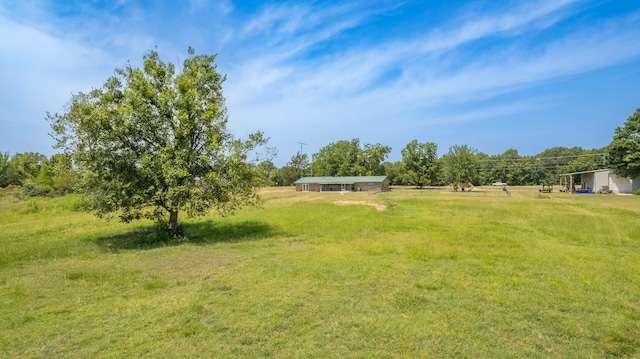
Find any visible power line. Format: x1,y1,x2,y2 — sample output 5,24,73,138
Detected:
474,153,609,171
476,153,606,164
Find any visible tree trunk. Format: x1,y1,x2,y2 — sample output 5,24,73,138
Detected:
169,210,179,236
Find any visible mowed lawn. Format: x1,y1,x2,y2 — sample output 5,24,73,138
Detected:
1,187,639,358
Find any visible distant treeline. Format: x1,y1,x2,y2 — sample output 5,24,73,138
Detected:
0,152,75,196
0,143,616,196
256,108,635,188
257,140,607,187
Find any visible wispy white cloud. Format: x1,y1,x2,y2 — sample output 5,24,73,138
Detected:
240,1,382,39
218,0,640,161
227,0,582,108
451,0,579,38
226,0,640,124
1,0,639,161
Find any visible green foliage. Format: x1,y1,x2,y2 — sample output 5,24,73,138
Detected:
253,160,277,186
47,154,77,194
478,149,546,185
607,108,640,179
360,142,391,176
536,146,585,183
441,144,480,184
47,48,268,236
287,152,309,179
0,152,41,187
311,138,391,176
311,139,360,176
21,180,54,197
0,152,17,187
382,161,405,185
8,152,48,184
274,166,298,186
0,152,76,194
517,155,547,185
561,148,607,173
400,140,439,187
257,160,276,175
484,149,518,184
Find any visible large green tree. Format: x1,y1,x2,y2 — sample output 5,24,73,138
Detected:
48,48,267,236
515,156,546,185
289,152,310,178
561,148,607,174
441,144,480,185
477,149,545,185
311,139,361,176
8,152,48,184
311,139,390,176
256,160,277,186
277,166,301,186
400,140,439,188
483,149,520,185
360,143,392,176
607,108,640,179
46,153,77,194
536,146,584,183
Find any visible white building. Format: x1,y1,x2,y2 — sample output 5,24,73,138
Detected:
559,169,640,194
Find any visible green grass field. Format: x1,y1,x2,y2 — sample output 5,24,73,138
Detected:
1,187,639,358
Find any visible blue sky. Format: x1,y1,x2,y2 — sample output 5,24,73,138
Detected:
1,0,640,166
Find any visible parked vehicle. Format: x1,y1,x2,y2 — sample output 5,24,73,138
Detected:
539,184,553,193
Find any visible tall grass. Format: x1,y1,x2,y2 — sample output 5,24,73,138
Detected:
1,187,639,357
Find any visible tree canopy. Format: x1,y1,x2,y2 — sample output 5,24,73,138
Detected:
400,140,439,187
0,152,15,187
441,145,480,184
311,139,390,177
48,48,267,236
607,108,640,179
288,152,310,178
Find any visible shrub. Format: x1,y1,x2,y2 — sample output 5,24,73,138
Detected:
53,173,76,195
22,180,54,197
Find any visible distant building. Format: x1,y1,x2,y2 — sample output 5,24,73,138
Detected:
559,169,640,194
294,176,390,192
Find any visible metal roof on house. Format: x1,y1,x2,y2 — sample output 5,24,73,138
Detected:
294,176,388,184
558,169,612,176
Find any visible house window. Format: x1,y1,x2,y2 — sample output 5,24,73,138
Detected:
302,184,309,191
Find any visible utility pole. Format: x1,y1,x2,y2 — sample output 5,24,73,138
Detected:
297,142,307,154
297,142,307,178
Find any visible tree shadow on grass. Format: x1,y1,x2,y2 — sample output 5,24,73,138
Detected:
183,220,276,245
94,220,275,251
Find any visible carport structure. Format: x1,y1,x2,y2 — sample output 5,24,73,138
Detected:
559,169,640,194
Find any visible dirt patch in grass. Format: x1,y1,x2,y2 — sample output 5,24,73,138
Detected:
333,200,387,211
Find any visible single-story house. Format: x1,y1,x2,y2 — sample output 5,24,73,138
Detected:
559,169,640,194
294,176,390,192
